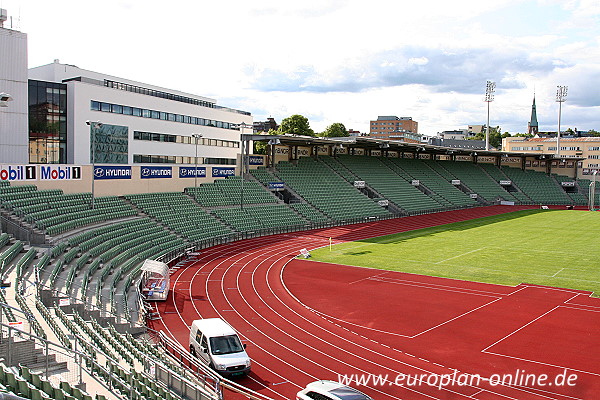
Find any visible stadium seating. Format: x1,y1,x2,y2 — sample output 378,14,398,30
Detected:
333,155,443,213
186,176,278,207
501,166,573,204
433,160,518,203
274,157,390,220
0,155,593,400
212,204,308,231
126,192,233,241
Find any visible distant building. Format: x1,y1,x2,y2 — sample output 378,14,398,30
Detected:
439,130,469,140
348,129,365,137
369,116,418,140
468,125,484,135
528,95,539,136
503,136,600,174
253,117,278,133
426,137,486,150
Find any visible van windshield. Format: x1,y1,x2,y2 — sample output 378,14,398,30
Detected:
209,335,244,355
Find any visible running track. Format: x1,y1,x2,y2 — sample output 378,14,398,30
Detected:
151,206,600,400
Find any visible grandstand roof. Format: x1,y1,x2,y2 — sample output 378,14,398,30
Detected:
246,134,583,161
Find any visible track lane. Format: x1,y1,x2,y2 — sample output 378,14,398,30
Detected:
155,206,595,400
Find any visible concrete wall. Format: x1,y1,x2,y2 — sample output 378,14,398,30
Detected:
0,27,28,163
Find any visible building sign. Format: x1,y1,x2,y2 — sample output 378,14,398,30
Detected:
371,150,382,157
354,181,366,188
452,180,461,185
249,156,264,165
93,166,132,180
501,157,521,164
0,165,37,181
470,193,478,199
212,167,236,177
499,180,512,186
478,156,496,163
412,180,420,186
297,148,310,157
179,167,207,178
378,200,389,207
268,182,285,191
455,156,473,162
141,166,172,179
275,146,289,155
40,165,81,180
561,181,575,187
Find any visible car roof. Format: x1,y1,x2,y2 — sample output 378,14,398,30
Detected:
191,318,237,338
305,381,373,400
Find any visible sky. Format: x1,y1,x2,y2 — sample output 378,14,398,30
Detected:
2,0,599,135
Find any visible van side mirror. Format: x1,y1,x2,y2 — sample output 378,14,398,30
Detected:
243,343,247,349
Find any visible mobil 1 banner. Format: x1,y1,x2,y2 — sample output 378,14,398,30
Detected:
0,165,37,181
93,166,132,180
40,165,81,180
179,167,207,178
212,167,236,178
141,166,172,179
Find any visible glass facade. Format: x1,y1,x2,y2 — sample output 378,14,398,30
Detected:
28,80,67,163
92,124,129,164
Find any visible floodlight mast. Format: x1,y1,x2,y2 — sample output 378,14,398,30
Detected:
556,85,568,157
484,81,496,151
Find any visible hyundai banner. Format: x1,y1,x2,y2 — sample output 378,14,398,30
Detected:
212,167,236,177
179,167,207,178
93,166,132,180
140,166,172,179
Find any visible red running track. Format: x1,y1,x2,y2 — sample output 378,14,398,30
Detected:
151,206,600,400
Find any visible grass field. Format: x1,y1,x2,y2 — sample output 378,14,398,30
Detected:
310,209,600,296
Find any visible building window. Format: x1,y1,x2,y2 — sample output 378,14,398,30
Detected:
133,131,239,147
91,100,241,132
28,80,68,164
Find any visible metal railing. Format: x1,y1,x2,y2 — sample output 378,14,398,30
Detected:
156,331,273,400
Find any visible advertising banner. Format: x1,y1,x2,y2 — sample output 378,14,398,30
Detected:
93,166,132,180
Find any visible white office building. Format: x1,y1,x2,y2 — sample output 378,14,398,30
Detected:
0,9,29,163
28,60,252,167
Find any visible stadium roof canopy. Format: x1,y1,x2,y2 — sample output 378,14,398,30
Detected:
245,134,583,161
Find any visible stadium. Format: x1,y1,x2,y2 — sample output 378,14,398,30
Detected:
0,135,599,400
1,8,600,400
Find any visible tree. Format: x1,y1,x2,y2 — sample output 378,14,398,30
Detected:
278,114,315,137
253,129,278,155
588,129,600,137
322,122,349,138
469,125,505,148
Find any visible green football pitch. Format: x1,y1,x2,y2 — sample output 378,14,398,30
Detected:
309,209,600,296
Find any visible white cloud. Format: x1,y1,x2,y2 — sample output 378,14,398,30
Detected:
2,0,599,135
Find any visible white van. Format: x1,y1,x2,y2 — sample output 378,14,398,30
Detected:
189,318,251,377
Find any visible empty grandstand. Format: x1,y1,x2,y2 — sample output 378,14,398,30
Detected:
0,148,596,400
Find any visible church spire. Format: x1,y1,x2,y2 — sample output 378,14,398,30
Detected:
528,94,539,135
